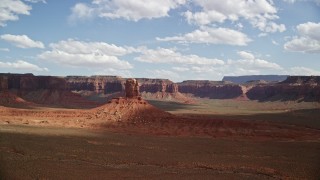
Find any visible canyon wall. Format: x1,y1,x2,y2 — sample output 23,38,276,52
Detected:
0,75,8,90
65,77,179,95
65,76,124,94
137,78,178,94
2,74,319,102
0,73,66,90
246,76,320,102
177,80,243,99
280,76,320,85
136,78,182,101
0,73,99,108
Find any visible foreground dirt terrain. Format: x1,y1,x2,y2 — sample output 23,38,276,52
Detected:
0,99,319,140
0,98,320,179
1,125,320,179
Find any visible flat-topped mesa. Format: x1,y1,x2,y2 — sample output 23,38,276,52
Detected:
125,78,140,98
65,75,124,93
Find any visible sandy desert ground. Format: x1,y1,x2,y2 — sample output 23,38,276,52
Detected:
1,99,320,179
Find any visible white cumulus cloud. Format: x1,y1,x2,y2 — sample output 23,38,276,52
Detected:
38,39,133,70
170,51,320,80
229,51,283,71
0,60,48,72
135,47,225,65
296,22,320,41
140,49,318,80
0,0,31,27
289,67,320,75
0,34,44,49
184,0,286,33
69,0,186,22
68,3,95,23
284,22,320,53
48,39,130,56
157,27,251,46
0,0,45,27
237,51,255,60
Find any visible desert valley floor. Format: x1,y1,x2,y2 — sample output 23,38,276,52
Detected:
1,98,320,179
1,0,320,178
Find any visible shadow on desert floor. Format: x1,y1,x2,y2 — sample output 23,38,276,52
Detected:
1,125,320,179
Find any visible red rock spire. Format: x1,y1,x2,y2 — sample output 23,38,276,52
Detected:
125,78,140,98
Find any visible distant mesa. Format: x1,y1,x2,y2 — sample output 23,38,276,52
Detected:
223,75,288,84
0,73,100,108
1,73,320,104
280,76,320,85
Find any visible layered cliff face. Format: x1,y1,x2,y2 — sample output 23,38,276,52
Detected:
280,76,320,85
65,76,184,102
137,78,178,94
0,73,67,91
22,76,67,90
0,75,8,90
136,78,190,102
177,80,243,99
0,73,99,108
65,76,124,94
66,77,246,101
246,76,320,102
65,77,180,95
2,74,319,105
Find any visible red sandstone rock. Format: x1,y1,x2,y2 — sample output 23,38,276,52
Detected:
65,76,124,94
177,80,243,99
0,73,100,108
245,76,320,102
168,83,179,93
125,78,139,98
0,76,8,90
2,74,320,103
280,76,320,85
137,79,173,93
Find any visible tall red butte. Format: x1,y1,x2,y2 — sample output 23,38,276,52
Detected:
125,78,140,98
91,78,172,123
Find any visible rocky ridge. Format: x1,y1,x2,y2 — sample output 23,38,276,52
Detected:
247,76,320,102
1,74,320,104
177,80,243,99
65,75,123,93
0,73,99,108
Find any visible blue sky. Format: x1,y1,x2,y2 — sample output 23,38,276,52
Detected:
0,0,320,82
